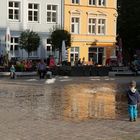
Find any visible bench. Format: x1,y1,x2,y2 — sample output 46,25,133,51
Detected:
0,72,10,76
109,66,134,76
111,66,130,72
15,72,37,77
109,71,134,76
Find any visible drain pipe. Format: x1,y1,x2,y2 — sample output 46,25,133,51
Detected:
61,0,64,29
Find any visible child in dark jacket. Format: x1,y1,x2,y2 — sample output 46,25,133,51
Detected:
127,80,140,122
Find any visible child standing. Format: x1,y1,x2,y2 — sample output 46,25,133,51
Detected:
10,65,16,79
127,80,140,122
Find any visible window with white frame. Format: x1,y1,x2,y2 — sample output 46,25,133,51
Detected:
46,38,52,56
10,37,19,57
28,3,39,22
89,0,96,5
29,51,38,57
71,17,80,34
98,19,106,34
88,18,96,34
47,5,57,23
46,38,51,51
98,0,105,6
70,47,79,62
72,0,79,4
8,1,20,21
87,16,106,35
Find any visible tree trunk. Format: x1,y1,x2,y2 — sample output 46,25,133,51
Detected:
28,51,29,59
59,50,62,65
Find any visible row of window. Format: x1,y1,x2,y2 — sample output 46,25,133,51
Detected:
70,47,104,64
9,1,57,23
8,1,107,23
71,17,106,35
72,0,106,6
9,37,37,57
9,37,53,57
9,37,104,62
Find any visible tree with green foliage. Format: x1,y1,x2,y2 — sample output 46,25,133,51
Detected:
50,28,71,63
117,0,140,62
19,30,40,58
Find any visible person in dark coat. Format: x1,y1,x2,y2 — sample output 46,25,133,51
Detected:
37,60,46,79
127,80,140,122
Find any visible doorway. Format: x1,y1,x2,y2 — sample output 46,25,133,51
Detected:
88,47,104,65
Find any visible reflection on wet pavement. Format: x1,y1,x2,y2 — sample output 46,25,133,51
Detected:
0,82,128,121
1,77,140,140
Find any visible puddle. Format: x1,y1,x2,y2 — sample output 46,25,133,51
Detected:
0,83,129,121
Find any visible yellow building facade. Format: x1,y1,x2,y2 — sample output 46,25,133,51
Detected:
64,0,117,65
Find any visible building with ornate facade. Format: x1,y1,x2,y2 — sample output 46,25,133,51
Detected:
64,0,117,65
0,0,117,65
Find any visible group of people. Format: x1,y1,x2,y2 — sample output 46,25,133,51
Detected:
9,55,56,79
74,57,96,66
75,57,89,66
22,60,33,71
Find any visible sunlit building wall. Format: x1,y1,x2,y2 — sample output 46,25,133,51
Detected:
64,0,117,65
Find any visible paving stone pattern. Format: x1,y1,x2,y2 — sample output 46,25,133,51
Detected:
0,77,140,140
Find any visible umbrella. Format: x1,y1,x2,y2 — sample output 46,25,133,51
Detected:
62,40,66,62
5,27,11,60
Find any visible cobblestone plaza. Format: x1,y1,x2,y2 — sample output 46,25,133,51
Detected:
0,76,140,140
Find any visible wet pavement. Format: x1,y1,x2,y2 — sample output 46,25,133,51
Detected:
0,76,140,140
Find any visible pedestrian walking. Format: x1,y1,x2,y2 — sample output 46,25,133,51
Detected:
127,80,140,122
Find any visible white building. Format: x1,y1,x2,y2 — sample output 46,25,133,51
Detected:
0,0,64,60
